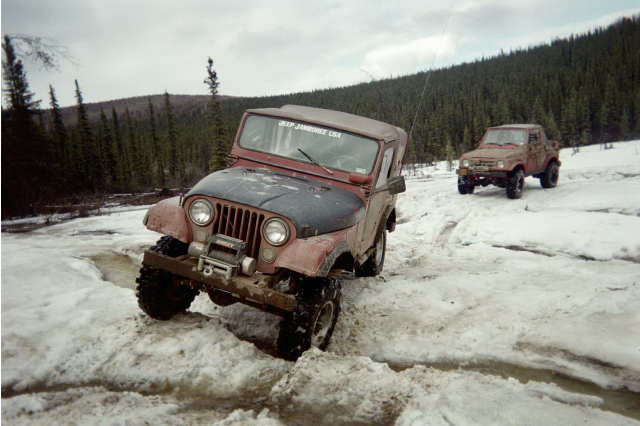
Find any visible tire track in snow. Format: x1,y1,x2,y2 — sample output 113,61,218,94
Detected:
382,357,640,421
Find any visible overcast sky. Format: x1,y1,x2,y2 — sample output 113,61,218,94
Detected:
2,0,639,107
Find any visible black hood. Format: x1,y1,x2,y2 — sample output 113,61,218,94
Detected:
186,167,365,238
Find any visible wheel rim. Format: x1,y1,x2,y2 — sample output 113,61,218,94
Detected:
375,234,384,266
311,301,335,347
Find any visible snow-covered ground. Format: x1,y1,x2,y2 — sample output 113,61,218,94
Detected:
2,141,640,425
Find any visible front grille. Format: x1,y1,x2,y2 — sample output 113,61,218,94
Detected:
212,202,265,259
473,159,496,168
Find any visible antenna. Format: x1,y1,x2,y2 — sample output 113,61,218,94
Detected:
408,10,455,142
360,68,389,122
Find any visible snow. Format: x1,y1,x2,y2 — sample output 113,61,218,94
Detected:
2,140,640,424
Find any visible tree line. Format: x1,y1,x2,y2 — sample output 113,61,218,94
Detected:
2,15,640,218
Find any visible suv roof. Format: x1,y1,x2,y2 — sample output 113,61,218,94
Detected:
246,104,407,144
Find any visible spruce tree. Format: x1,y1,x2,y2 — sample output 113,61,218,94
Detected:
634,88,640,135
99,110,117,188
124,108,142,187
204,57,227,172
148,98,165,187
74,79,103,191
163,91,181,181
48,85,68,169
111,107,129,186
2,36,48,216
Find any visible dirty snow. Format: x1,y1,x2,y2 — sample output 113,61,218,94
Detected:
2,141,640,424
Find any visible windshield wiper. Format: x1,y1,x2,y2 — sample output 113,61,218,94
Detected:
297,148,333,175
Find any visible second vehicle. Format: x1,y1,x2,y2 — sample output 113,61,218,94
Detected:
456,124,561,199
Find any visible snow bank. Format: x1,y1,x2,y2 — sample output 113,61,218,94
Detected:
1,211,288,400
332,140,640,392
2,141,640,424
272,349,636,426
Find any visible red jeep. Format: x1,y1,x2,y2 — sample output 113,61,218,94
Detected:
457,124,561,198
138,105,407,359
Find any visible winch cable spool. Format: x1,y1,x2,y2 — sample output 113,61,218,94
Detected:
407,8,455,144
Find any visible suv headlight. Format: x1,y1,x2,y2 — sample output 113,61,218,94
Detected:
497,160,505,169
462,159,470,167
188,199,214,226
263,218,290,246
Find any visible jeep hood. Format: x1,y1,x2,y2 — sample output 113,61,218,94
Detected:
185,167,365,238
463,147,522,160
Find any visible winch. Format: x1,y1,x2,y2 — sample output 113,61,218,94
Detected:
192,234,256,280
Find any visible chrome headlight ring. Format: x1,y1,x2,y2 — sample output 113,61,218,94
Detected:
188,199,214,226
263,218,290,246
496,160,505,169
462,159,470,167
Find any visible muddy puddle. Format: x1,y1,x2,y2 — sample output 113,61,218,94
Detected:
385,359,640,420
90,251,141,290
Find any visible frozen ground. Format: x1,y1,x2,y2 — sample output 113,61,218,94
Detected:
2,141,640,425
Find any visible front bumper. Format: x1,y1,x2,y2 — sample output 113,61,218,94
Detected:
457,168,508,178
142,250,296,314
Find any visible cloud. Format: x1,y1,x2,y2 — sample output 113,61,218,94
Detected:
2,0,638,106
361,35,457,78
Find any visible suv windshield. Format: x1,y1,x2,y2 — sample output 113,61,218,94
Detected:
238,114,379,174
482,129,527,146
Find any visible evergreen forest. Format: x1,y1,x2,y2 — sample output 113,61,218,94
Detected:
2,15,640,218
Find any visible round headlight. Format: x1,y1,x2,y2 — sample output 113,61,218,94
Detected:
263,218,290,246
462,159,470,167
189,199,214,226
497,160,505,169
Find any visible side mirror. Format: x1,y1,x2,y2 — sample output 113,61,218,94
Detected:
376,175,406,195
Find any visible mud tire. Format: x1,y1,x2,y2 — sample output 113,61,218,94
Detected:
457,176,475,194
355,230,386,277
136,236,198,320
540,161,559,188
277,277,342,361
506,169,524,199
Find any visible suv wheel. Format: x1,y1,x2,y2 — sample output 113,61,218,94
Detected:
136,236,198,320
540,162,559,188
277,277,341,360
355,230,386,277
506,169,524,199
457,176,475,195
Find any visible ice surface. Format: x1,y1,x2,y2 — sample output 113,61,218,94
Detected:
2,141,639,424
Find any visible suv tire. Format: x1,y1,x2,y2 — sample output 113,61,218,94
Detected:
355,230,386,277
136,236,198,320
540,162,559,188
457,176,475,195
277,277,341,360
506,169,524,199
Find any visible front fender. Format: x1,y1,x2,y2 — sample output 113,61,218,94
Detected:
543,157,561,169
274,229,352,277
144,196,191,243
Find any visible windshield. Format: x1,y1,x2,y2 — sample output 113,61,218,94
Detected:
482,129,527,146
238,114,379,174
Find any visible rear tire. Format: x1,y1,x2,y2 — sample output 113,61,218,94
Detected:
506,169,524,199
540,162,559,188
136,236,198,320
355,230,386,277
277,277,342,360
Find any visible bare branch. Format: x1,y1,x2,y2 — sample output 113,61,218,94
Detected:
5,34,75,70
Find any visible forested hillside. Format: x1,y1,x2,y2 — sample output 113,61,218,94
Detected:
2,16,639,218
